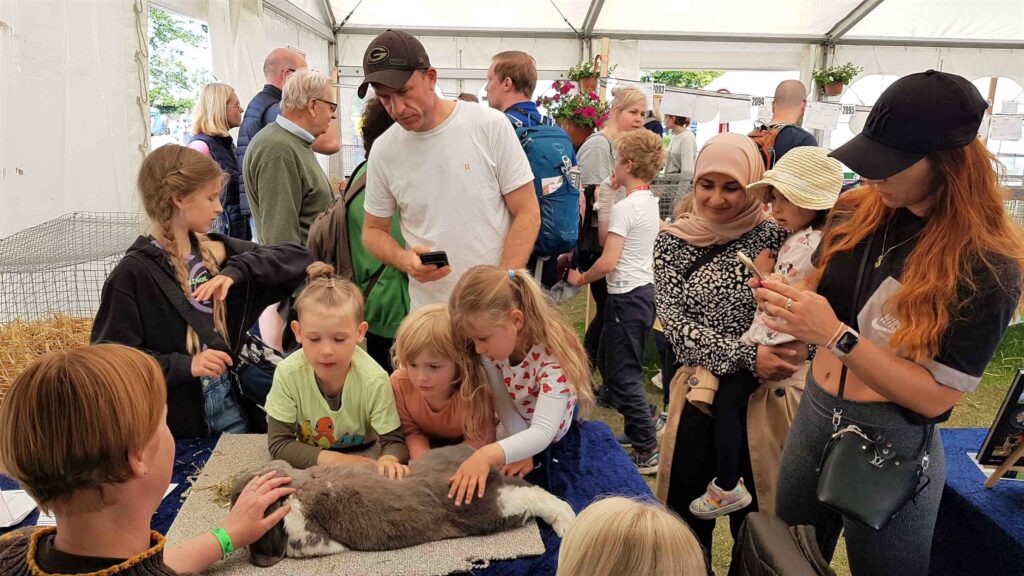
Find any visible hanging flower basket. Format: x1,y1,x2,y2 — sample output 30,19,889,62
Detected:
559,119,595,147
823,81,845,97
536,80,609,147
579,77,599,92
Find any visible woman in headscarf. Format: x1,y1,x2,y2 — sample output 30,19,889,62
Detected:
652,132,804,563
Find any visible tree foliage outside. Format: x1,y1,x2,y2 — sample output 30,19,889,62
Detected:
148,8,208,113
640,70,725,90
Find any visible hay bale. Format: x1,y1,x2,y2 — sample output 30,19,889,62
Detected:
0,315,93,404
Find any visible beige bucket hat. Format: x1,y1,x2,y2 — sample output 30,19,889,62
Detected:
747,146,842,210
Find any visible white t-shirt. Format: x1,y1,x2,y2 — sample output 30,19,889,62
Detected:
606,189,659,294
365,101,534,309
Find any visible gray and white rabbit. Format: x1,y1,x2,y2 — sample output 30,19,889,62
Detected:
231,444,576,567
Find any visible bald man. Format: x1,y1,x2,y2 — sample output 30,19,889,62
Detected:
235,48,340,241
758,79,817,164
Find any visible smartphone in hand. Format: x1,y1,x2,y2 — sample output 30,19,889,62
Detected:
737,251,766,281
418,251,450,268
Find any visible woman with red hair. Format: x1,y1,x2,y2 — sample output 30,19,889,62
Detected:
757,71,1024,575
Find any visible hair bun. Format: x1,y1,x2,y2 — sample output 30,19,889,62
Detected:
306,261,336,281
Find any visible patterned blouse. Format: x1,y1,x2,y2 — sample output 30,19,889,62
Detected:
653,220,787,376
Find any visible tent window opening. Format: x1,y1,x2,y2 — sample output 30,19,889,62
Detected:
148,6,215,150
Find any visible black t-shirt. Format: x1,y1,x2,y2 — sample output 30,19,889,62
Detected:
772,125,817,161
816,208,1021,393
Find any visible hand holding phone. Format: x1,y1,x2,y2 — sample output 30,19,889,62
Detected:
418,250,450,268
737,251,766,281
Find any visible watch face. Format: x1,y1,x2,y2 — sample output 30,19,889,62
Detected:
836,330,859,353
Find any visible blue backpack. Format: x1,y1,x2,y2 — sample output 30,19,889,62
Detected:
506,107,581,257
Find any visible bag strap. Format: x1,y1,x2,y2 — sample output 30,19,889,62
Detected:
129,253,232,354
682,243,731,283
836,233,875,400
835,234,935,460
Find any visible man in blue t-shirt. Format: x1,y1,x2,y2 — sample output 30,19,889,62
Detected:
764,80,818,160
486,51,577,287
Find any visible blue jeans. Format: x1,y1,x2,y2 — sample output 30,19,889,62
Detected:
202,374,247,436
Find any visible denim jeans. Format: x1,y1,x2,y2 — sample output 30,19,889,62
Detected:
202,374,247,436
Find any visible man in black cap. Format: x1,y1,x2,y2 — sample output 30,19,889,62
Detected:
359,30,539,309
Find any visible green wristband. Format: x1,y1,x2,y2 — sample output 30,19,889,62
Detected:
211,527,234,558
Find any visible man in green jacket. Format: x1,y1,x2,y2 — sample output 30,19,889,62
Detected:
244,69,335,349
244,69,335,247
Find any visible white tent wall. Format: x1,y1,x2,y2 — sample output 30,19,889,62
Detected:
831,44,1024,90
0,0,148,239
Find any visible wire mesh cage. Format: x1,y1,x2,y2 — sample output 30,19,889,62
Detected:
0,212,146,401
0,212,147,323
651,172,694,222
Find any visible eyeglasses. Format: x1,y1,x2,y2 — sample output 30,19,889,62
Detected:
313,98,337,113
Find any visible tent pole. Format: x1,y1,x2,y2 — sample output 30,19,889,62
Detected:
982,77,998,144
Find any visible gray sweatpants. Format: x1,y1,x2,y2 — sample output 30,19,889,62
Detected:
775,369,944,576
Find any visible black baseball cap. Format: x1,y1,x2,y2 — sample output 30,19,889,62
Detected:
357,30,431,98
830,70,988,179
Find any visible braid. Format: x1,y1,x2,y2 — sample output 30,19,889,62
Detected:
160,223,202,354
196,234,230,344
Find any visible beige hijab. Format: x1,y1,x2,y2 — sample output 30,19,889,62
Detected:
665,132,767,247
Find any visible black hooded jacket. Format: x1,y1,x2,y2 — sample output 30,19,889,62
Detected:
91,233,311,438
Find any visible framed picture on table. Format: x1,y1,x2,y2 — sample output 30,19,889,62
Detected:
978,369,1024,466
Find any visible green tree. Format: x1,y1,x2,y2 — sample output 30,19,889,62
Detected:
148,8,206,113
640,70,724,90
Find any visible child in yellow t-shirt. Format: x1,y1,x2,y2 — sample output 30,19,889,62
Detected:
265,262,408,478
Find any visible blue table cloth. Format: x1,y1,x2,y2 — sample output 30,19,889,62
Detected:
1,420,651,575
931,428,1024,576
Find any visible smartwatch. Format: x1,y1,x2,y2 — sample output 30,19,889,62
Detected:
831,327,860,357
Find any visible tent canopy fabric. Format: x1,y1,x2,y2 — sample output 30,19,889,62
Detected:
2,0,1022,238
327,0,1024,46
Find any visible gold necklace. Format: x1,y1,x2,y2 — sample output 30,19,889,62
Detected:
875,221,922,269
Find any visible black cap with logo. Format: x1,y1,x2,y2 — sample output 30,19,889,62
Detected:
830,70,988,179
357,30,431,98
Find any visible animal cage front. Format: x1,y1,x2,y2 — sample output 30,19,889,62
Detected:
0,212,146,401
0,212,146,322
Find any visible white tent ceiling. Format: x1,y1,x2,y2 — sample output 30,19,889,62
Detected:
325,0,1024,47
2,0,1022,238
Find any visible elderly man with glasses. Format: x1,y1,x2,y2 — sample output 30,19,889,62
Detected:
236,48,340,241
243,69,337,350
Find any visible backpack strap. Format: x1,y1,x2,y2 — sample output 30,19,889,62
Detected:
128,253,232,354
506,105,549,127
681,243,731,283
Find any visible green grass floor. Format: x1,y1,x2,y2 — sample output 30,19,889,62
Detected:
561,291,1024,576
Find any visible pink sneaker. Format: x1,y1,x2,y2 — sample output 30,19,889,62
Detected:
688,477,752,520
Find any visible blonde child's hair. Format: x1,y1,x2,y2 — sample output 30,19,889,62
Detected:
0,344,166,513
137,144,228,354
192,82,235,137
556,497,706,576
392,303,463,378
616,129,665,182
294,262,365,322
449,265,594,438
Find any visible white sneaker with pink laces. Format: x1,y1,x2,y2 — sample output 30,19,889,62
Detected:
688,477,753,520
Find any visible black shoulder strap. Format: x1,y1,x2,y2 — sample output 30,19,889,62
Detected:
837,233,875,399
128,253,232,354
682,243,731,283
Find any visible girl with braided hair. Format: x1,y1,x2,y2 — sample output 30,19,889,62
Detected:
92,144,312,438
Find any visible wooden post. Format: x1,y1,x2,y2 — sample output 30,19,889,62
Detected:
598,37,610,102
982,76,998,144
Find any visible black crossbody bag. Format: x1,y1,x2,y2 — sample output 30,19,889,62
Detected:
814,235,932,531
132,254,280,432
